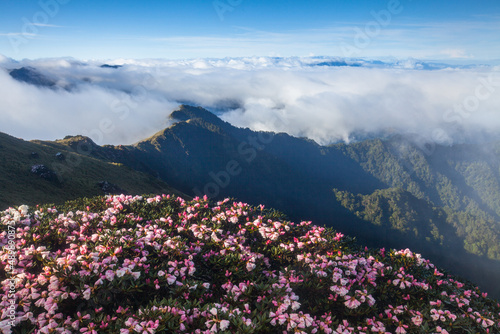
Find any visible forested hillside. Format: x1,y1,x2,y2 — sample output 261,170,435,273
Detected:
3,105,500,298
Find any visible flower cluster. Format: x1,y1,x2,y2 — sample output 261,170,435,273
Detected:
1,194,500,333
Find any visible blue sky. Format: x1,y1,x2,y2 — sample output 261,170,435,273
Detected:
0,0,499,61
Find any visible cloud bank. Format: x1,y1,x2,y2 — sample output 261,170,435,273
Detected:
0,55,499,146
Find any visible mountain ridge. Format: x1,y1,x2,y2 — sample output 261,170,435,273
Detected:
3,105,500,297
0,131,185,209
8,66,57,88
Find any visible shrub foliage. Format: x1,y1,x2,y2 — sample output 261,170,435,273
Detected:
2,194,500,333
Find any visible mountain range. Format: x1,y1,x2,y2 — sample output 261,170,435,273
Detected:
2,105,500,298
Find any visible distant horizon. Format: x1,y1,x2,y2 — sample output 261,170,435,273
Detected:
2,53,500,67
1,0,499,146
1,54,499,147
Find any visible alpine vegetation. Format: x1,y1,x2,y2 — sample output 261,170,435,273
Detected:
2,194,500,333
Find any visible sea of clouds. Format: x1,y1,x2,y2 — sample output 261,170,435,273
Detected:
0,55,499,146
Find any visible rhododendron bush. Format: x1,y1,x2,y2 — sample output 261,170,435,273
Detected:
1,194,500,333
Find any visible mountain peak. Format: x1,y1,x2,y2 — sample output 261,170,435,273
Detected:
56,135,97,147
169,105,224,126
9,67,57,88
53,135,101,154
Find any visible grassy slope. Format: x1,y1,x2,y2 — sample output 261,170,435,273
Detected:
0,132,184,209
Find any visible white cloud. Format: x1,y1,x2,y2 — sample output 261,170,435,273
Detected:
0,32,37,38
0,66,178,144
439,49,473,59
0,56,499,146
30,23,65,28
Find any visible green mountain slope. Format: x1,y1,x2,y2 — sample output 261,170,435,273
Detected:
336,138,500,259
122,107,500,298
4,105,500,298
0,132,184,209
